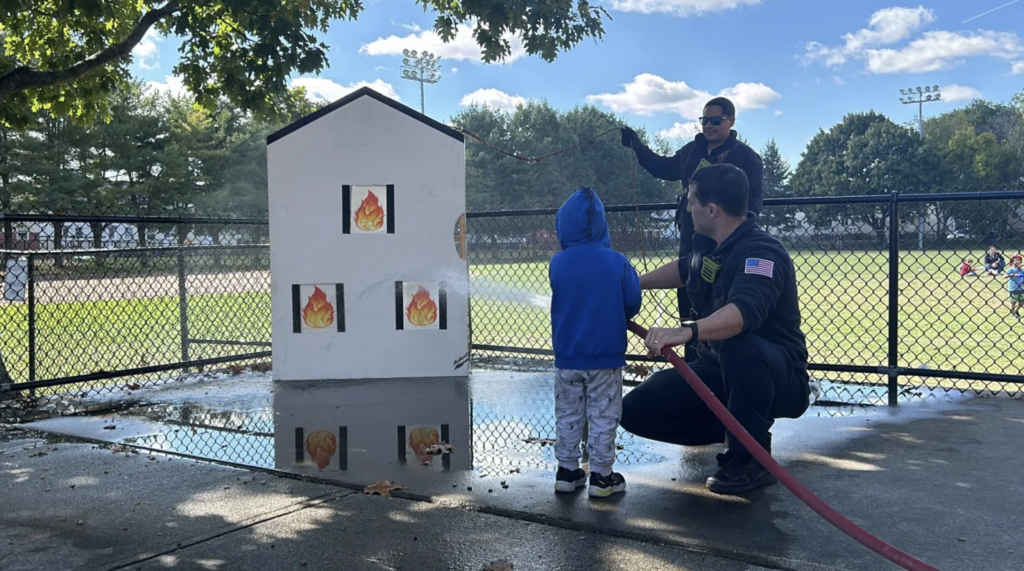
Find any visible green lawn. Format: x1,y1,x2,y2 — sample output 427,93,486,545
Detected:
1,292,271,390
2,248,1020,396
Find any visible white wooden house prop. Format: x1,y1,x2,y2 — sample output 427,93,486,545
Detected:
266,87,469,381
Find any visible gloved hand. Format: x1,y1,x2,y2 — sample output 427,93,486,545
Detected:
620,126,639,149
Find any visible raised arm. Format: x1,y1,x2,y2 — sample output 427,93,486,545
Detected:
621,127,684,182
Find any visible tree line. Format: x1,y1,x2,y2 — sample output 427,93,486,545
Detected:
1,79,1022,241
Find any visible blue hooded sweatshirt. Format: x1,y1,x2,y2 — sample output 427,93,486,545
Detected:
549,187,642,370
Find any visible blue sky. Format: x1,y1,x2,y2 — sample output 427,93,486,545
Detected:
132,0,1024,167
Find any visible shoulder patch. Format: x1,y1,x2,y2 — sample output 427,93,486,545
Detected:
744,258,774,278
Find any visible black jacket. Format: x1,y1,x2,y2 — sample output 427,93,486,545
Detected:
633,130,764,256
678,215,808,382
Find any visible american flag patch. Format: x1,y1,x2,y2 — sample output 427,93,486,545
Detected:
745,258,774,278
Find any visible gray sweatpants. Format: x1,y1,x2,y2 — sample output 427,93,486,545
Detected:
554,368,623,475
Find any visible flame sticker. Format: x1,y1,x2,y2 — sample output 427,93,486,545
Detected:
406,286,438,327
305,430,337,470
408,426,441,464
302,286,335,329
354,190,385,232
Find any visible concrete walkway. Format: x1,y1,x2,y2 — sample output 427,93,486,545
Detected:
4,375,1022,571
0,430,765,571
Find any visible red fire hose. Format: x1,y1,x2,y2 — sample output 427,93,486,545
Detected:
627,321,943,571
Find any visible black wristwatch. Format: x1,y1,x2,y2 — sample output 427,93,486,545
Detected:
683,321,699,343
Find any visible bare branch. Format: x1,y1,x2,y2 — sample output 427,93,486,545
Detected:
0,1,181,106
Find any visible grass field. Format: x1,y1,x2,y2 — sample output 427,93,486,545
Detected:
1,249,1020,396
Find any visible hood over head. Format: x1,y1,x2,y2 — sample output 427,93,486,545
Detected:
556,187,610,250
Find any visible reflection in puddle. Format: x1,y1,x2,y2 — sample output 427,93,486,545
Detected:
110,373,675,481
90,371,901,485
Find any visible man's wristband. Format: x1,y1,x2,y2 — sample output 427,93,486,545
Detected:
683,321,699,343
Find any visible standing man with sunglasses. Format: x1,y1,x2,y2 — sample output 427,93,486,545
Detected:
621,97,764,356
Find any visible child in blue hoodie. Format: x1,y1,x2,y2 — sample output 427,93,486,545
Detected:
549,187,642,498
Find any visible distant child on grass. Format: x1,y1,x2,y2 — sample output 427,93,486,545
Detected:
959,258,978,278
1007,254,1023,319
549,187,642,498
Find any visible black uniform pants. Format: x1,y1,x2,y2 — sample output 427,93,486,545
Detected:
621,332,810,459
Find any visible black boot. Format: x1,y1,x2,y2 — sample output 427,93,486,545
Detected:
708,433,775,495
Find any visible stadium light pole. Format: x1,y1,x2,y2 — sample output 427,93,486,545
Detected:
900,85,941,250
401,49,442,115
899,85,941,136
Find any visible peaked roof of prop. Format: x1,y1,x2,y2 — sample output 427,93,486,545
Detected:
266,86,465,145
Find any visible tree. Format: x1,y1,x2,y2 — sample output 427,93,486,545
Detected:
452,101,677,254
0,0,608,127
758,138,797,234
791,112,926,248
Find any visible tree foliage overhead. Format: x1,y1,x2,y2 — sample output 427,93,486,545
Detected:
0,0,609,127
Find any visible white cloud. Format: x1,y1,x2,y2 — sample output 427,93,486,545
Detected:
290,78,401,102
394,22,422,32
774,110,784,116
459,88,527,111
360,23,526,64
940,84,982,102
132,29,162,70
144,75,189,98
609,0,762,17
585,73,781,119
803,6,935,67
658,122,700,141
451,67,459,74
1011,60,1024,74
803,7,1024,74
866,30,1023,73
833,76,846,85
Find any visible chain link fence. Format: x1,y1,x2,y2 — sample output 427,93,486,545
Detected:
2,190,1023,408
467,189,1024,405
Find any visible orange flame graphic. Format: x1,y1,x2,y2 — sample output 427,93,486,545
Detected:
354,190,385,232
302,286,334,329
305,430,337,470
406,286,438,327
408,426,440,463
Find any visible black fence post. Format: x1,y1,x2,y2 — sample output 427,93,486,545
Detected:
177,225,191,368
887,192,900,406
26,254,36,392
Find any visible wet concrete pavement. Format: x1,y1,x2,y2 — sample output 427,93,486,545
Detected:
5,370,1022,570
0,433,769,571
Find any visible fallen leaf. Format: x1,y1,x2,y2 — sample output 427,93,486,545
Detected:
228,365,245,375
251,362,272,373
958,537,967,542
482,560,513,571
102,425,116,430
364,480,404,497
126,383,141,391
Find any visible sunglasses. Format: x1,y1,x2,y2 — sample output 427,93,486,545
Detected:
699,116,731,126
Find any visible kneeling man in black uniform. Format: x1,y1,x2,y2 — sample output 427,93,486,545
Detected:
621,163,811,495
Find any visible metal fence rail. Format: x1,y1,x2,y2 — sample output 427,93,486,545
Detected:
1,189,1023,406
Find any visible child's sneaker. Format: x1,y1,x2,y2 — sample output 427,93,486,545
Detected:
588,471,626,498
554,467,587,493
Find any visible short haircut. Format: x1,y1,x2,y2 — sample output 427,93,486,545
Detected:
690,163,749,217
704,97,736,117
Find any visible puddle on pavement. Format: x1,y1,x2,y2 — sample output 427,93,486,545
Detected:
101,372,674,483
17,369,949,487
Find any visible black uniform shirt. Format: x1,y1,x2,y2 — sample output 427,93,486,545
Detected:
678,214,808,382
